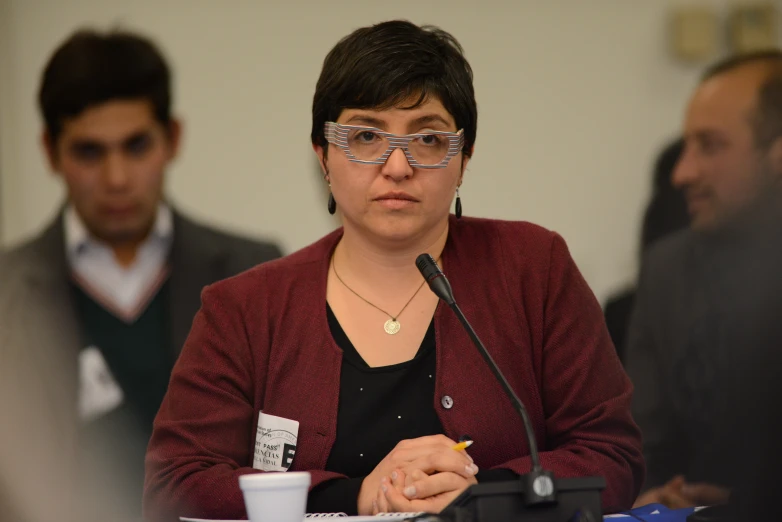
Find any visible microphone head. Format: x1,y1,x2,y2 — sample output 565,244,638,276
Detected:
416,253,442,282
416,253,455,304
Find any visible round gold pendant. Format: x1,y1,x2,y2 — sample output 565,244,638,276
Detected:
384,319,401,335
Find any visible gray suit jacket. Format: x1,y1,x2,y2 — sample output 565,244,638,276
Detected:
626,224,782,492
0,209,282,522
625,231,699,490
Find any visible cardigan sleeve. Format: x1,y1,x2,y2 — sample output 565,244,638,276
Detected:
142,276,346,522
490,232,645,513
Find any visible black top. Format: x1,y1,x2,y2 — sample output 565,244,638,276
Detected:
325,305,443,477
307,305,516,515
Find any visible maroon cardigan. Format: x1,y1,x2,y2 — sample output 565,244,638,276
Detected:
143,216,644,520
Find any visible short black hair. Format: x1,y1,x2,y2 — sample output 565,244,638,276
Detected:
702,49,782,149
311,20,477,158
38,28,172,143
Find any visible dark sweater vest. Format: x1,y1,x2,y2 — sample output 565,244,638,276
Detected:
71,278,174,517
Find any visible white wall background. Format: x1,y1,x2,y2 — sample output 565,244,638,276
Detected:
1,0,778,303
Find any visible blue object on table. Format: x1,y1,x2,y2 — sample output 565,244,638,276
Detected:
611,503,696,521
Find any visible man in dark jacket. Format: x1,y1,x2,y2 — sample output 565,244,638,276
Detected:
0,28,282,522
627,50,782,512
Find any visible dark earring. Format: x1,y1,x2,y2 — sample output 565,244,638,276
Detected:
455,187,462,219
328,192,337,215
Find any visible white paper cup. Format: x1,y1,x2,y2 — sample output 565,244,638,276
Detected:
239,471,311,522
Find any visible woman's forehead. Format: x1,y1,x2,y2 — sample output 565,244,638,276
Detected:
337,98,456,129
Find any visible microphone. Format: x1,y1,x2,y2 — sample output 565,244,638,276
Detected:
416,253,605,521
416,253,541,473
416,254,456,306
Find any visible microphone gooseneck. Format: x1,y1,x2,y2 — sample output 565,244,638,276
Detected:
415,253,542,472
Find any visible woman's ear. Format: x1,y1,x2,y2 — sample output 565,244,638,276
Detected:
460,147,473,174
313,142,329,178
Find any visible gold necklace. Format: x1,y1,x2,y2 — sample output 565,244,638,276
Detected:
331,257,439,335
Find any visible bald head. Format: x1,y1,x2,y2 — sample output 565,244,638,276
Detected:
673,50,782,232
703,50,782,149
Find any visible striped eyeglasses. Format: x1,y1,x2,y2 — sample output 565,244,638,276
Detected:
324,122,465,169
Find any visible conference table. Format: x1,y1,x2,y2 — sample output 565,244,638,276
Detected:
179,504,700,521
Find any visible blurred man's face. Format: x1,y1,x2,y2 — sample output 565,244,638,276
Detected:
45,100,180,246
673,65,779,232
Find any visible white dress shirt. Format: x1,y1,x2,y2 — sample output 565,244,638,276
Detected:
64,203,173,323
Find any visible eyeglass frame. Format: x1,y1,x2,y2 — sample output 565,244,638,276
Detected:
323,121,465,169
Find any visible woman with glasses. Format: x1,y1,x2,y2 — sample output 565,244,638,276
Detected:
144,20,644,521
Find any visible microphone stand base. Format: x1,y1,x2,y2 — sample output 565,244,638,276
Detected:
439,474,605,522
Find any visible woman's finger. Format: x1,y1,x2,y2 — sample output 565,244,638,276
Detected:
382,476,414,513
391,469,406,491
387,475,473,515
376,477,390,513
405,468,427,487
403,451,478,479
391,443,464,466
401,471,467,501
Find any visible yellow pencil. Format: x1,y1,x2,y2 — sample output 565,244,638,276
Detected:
451,440,474,451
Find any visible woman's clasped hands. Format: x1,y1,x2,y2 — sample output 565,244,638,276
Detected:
357,435,479,516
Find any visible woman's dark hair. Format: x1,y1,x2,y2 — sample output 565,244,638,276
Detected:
311,20,477,157
39,28,172,143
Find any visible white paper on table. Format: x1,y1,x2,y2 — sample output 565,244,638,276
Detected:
180,512,422,521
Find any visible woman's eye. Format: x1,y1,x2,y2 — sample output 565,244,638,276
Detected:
419,134,443,146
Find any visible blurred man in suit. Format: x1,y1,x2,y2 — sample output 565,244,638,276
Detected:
627,50,782,512
603,137,689,363
0,28,282,521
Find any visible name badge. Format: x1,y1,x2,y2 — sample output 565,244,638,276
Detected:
79,346,124,422
253,412,300,472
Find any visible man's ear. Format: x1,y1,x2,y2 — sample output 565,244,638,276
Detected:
313,142,329,179
42,130,60,174
770,136,782,180
166,118,183,160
